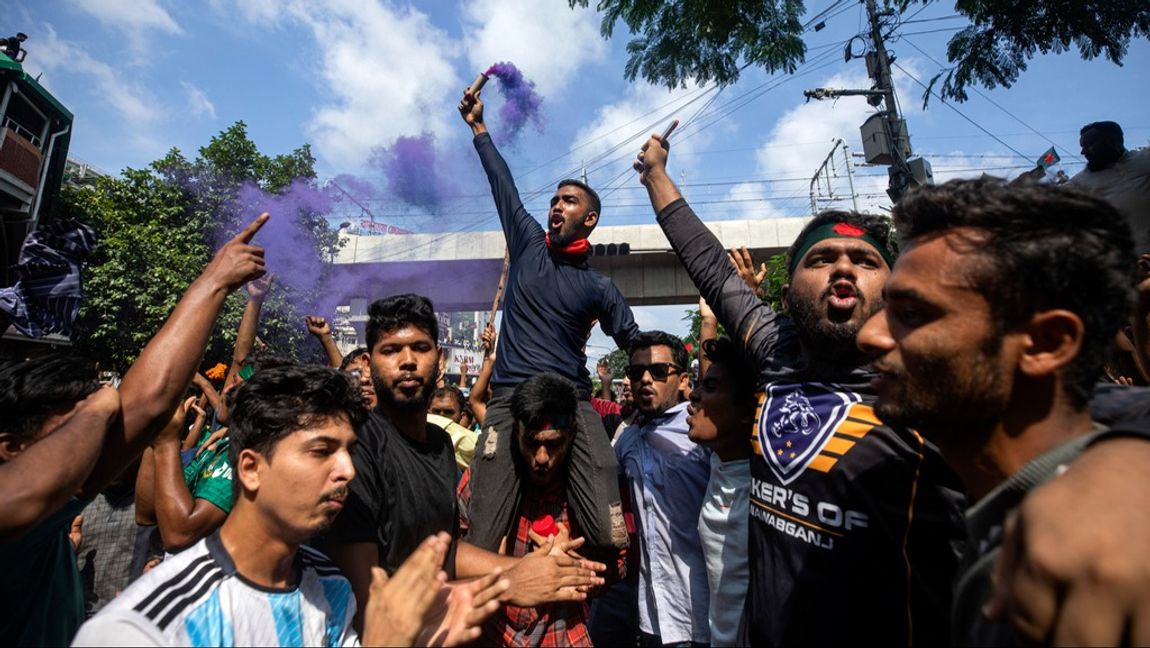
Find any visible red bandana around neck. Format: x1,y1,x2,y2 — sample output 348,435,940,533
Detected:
545,232,591,256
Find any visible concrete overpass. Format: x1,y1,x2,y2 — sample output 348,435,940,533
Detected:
329,216,813,313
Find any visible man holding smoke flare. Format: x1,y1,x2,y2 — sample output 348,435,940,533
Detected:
457,85,635,558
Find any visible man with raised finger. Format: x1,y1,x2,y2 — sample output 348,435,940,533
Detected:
1,213,271,646
633,136,964,645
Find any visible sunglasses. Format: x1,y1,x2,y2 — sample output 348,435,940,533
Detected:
626,362,682,382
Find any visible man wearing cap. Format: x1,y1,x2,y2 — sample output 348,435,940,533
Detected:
632,135,964,645
458,89,636,557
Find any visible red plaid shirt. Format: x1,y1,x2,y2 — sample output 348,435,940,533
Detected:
458,470,592,647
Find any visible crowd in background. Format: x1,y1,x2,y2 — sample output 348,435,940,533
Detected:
1,93,1149,648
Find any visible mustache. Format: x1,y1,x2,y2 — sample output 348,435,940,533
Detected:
321,486,349,503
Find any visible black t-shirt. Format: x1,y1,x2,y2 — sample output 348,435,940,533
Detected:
658,198,967,646
325,411,459,577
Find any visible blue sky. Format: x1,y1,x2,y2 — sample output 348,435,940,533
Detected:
6,0,1150,357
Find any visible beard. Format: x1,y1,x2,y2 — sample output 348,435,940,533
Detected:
1085,149,1122,172
372,374,433,412
786,287,880,365
873,335,1008,444
549,226,577,247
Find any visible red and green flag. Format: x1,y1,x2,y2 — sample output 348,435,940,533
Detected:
1036,147,1060,169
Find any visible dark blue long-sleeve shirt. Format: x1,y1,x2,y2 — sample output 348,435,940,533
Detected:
474,133,638,390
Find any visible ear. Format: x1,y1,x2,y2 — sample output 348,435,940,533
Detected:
781,283,791,315
0,433,29,462
1017,310,1085,379
583,210,599,230
236,448,264,495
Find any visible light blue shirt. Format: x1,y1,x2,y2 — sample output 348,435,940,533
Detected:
698,455,751,646
615,401,712,644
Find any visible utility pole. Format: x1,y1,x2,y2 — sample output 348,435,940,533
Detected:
864,0,912,201
804,0,924,202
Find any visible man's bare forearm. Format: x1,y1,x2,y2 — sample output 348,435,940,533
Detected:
152,437,225,551
134,447,158,525
319,332,343,369
0,393,117,541
84,277,232,493
225,297,264,386
454,540,518,577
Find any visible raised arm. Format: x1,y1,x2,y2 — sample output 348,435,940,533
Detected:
180,396,207,453
459,90,540,255
469,324,496,426
0,385,120,541
150,399,228,551
191,373,223,419
224,274,273,389
306,315,344,368
80,213,268,498
697,296,719,378
635,136,791,365
596,358,613,401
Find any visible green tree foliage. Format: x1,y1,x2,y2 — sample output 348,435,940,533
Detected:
64,122,337,372
571,0,807,89
913,1,1150,102
569,0,1148,102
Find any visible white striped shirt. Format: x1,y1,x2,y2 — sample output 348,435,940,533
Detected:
72,532,357,647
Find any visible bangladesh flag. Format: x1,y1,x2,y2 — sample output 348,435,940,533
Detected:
1037,147,1060,169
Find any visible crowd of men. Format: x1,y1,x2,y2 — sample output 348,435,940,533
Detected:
0,85,1148,647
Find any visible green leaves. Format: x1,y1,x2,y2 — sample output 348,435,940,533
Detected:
571,0,1147,102
65,122,334,372
572,0,808,89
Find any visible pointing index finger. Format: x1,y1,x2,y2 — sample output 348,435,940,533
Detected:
233,212,269,244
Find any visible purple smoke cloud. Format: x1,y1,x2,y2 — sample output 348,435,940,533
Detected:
230,179,333,299
368,133,453,212
484,62,544,144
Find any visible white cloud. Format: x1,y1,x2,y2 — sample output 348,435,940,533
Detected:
724,181,790,219
726,64,945,218
461,0,607,98
181,81,216,120
23,25,164,127
222,0,460,168
69,0,182,57
568,83,713,190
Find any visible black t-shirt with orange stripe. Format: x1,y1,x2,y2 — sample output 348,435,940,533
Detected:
656,198,966,646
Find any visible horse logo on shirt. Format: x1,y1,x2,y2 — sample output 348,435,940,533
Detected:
757,382,860,485
770,391,822,438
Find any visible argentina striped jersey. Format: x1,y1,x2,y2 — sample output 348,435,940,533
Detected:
72,532,358,647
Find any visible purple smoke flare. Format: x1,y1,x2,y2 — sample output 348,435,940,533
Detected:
230,179,333,298
369,133,452,211
484,62,545,144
